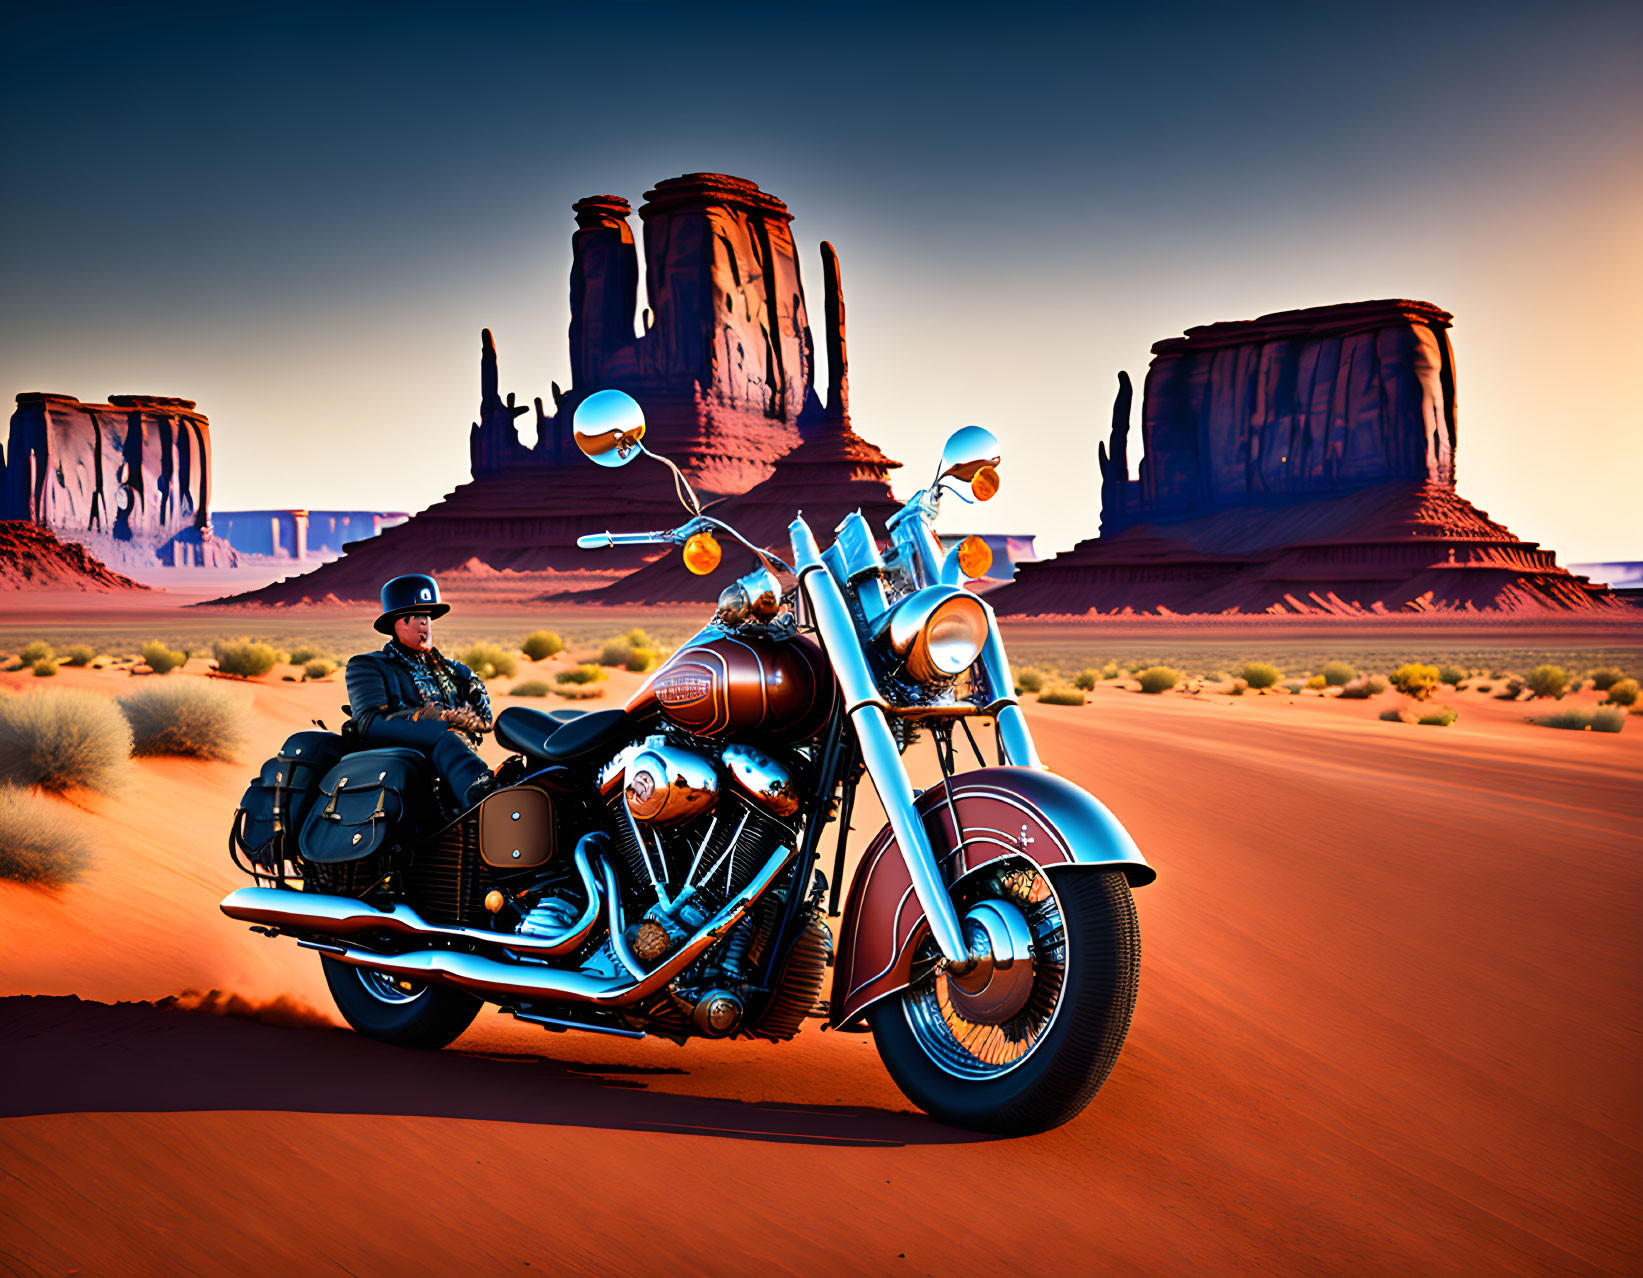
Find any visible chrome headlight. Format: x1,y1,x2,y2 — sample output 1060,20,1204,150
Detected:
879,585,989,685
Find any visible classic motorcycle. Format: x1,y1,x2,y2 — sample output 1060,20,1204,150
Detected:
222,390,1154,1135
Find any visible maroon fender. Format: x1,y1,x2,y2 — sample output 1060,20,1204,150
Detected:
830,766,1154,1030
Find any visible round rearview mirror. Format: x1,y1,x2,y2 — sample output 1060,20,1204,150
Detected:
573,390,647,468
936,425,1001,486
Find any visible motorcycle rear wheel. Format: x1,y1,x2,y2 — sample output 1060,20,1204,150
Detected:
868,865,1139,1136
320,955,483,1049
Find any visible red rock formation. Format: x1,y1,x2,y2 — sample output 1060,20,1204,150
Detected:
4,393,235,569
0,521,150,592
225,174,858,608
995,300,1622,616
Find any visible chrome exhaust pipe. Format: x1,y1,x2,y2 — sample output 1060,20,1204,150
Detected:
220,834,609,960
223,842,795,1008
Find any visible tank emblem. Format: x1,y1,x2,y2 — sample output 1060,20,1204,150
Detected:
656,672,713,706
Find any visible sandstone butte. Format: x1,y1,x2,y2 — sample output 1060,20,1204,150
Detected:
217,173,882,607
0,521,149,592
991,300,1623,617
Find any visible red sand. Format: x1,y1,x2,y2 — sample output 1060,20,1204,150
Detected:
1,660,1639,1274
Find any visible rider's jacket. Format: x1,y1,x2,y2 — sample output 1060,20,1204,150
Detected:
345,641,491,738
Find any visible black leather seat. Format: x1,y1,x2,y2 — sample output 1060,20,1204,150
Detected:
494,706,633,764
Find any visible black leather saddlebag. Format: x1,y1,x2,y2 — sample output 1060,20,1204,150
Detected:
231,731,350,869
299,748,428,863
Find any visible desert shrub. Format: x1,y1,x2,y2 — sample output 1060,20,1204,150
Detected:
1388,663,1439,700
1319,660,1357,687
1227,679,1247,696
509,680,552,697
303,659,337,681
1337,676,1388,700
0,689,132,793
1281,679,1306,693
19,641,54,664
63,646,96,668
1240,662,1281,690
554,685,606,700
1305,674,1327,690
1073,669,1099,691
287,646,320,666
140,641,188,674
458,642,518,681
1038,686,1086,706
1533,707,1626,733
625,646,659,673
1101,661,1121,680
1379,705,1411,723
117,680,247,760
0,786,93,888
32,659,58,677
213,640,279,679
1525,665,1568,699
556,664,607,686
522,631,564,661
1135,666,1178,694
1016,668,1048,694
1603,678,1638,707
1417,706,1458,727
1437,665,1467,687
1588,667,1625,692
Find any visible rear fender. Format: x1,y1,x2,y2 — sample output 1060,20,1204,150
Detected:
830,766,1153,1030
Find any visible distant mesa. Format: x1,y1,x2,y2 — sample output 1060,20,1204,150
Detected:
213,510,409,562
0,520,150,592
218,173,874,608
992,299,1624,616
3,392,237,571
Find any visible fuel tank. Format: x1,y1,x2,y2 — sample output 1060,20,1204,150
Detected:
627,633,835,742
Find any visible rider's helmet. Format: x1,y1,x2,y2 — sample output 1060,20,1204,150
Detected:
374,574,450,635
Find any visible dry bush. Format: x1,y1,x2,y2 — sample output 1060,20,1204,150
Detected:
287,646,320,666
1101,661,1121,680
1533,707,1626,733
522,631,564,661
553,685,606,700
1496,678,1526,700
19,641,54,664
303,659,337,681
1227,678,1248,696
117,680,247,760
1072,668,1099,691
458,642,518,680
1016,668,1048,694
0,786,94,888
0,689,132,793
1136,666,1178,695
1437,665,1468,687
1379,705,1413,723
1525,665,1568,699
63,646,96,668
140,641,187,674
1319,660,1357,687
509,680,552,697
556,663,607,686
212,640,278,679
1241,662,1281,690
1038,686,1086,706
1388,664,1440,700
1587,667,1625,692
1604,678,1638,707
599,630,659,671
32,659,58,677
1417,706,1458,727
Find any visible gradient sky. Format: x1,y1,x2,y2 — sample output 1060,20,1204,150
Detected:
3,1,1639,563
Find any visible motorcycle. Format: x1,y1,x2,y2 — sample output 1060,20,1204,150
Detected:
222,390,1154,1135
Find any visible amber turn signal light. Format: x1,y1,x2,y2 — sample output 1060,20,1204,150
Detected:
955,534,993,579
683,530,722,575
970,464,1000,501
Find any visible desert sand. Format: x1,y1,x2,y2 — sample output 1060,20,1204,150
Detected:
1,634,1639,1275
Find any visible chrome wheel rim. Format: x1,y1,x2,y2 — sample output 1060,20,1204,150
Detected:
357,968,427,1005
900,862,1067,1080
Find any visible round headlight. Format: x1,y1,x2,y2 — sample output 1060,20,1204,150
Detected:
882,586,990,684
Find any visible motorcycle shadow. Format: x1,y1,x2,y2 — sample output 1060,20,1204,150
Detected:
0,996,984,1148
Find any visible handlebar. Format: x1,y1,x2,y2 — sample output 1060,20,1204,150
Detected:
576,530,677,549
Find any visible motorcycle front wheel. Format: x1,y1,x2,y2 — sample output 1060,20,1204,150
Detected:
868,864,1140,1136
320,955,483,1049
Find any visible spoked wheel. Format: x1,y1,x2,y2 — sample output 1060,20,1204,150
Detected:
869,863,1140,1135
320,954,482,1049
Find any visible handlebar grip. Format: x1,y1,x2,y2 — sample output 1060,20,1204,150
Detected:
576,533,612,549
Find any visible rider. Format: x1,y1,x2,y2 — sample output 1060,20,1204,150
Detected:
345,574,498,810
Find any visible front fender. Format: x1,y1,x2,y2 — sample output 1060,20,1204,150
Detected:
830,766,1153,1030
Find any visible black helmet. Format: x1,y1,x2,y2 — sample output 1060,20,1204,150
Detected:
374,574,450,634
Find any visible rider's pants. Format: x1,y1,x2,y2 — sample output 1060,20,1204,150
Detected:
362,717,490,801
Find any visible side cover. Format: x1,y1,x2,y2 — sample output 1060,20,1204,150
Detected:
831,766,1154,1030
